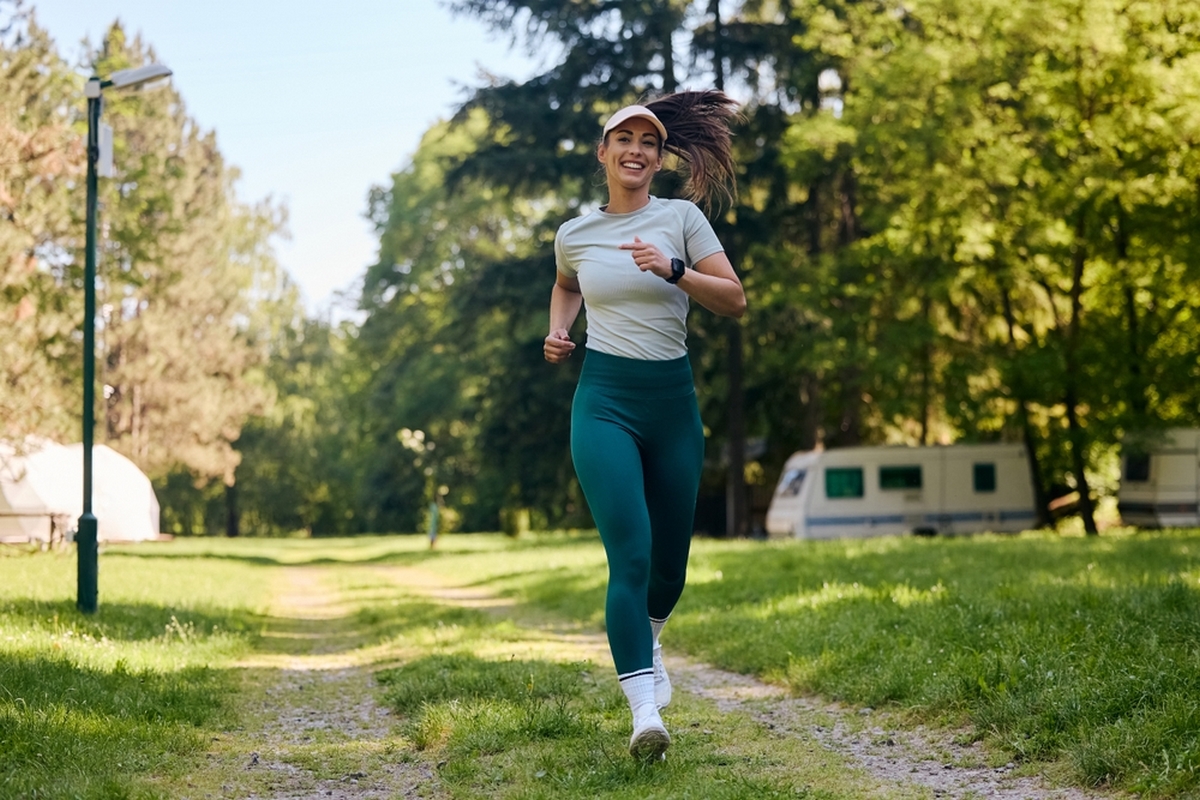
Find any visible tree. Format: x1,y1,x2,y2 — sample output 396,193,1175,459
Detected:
86,24,279,489
0,11,83,441
358,111,581,531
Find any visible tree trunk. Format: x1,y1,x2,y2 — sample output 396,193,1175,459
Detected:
225,481,240,538
799,372,821,451
1001,285,1050,527
658,8,677,93
709,0,747,538
1115,205,1148,421
918,294,932,445
726,320,747,538
1066,216,1098,535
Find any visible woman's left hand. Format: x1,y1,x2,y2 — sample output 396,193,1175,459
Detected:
619,236,670,280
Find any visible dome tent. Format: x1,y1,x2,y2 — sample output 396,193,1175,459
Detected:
0,442,56,542
0,440,160,544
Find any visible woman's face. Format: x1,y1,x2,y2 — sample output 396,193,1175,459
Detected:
598,116,663,191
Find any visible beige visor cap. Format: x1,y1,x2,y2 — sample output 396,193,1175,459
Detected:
602,105,668,142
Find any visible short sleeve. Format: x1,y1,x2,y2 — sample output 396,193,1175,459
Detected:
679,202,724,266
554,227,577,277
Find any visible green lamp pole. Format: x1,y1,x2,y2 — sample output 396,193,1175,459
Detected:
78,63,171,615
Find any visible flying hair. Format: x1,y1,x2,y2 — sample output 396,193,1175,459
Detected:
644,90,740,210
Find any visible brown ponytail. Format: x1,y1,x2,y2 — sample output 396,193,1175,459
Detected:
645,90,740,210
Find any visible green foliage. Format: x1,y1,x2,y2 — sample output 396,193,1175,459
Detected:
8,0,1200,536
89,24,281,486
0,15,84,440
356,112,582,532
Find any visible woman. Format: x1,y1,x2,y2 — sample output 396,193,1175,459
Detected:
544,90,746,761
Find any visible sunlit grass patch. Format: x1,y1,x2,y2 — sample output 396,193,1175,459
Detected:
393,528,1200,796
378,652,858,799
0,544,273,798
0,651,228,798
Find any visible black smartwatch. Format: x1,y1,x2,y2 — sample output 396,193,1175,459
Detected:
666,257,686,284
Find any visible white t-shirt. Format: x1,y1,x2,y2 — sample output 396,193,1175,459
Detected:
554,197,724,361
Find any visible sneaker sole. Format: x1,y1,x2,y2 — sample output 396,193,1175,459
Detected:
629,726,671,761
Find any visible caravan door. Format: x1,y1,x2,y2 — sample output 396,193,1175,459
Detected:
765,452,819,538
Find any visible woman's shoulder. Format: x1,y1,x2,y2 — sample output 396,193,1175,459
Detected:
555,212,589,244
653,196,700,211
556,206,605,240
653,197,706,221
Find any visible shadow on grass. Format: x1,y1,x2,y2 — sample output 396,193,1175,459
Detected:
0,650,228,798
0,596,270,643
103,548,439,568
254,597,499,658
105,532,602,569
1,578,498,655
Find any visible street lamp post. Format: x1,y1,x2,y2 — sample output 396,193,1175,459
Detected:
78,63,171,615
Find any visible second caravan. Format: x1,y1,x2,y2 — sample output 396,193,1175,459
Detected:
765,443,1037,539
1117,428,1200,528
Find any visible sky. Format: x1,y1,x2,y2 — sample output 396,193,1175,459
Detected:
30,1,540,315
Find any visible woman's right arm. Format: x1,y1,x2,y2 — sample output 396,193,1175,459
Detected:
545,271,582,363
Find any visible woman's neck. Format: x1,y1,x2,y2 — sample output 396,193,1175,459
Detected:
603,182,652,214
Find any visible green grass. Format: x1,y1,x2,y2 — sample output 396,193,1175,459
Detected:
377,653,851,799
408,528,1200,796
0,544,274,798
3,529,1198,797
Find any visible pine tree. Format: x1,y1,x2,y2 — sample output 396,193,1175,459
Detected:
0,12,84,440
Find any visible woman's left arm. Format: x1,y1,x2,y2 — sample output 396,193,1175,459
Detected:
676,251,746,318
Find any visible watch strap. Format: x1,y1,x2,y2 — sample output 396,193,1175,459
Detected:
666,257,686,284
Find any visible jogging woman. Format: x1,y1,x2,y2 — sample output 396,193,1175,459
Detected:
543,90,745,761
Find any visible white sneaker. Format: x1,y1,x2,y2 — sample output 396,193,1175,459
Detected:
629,709,670,761
653,643,671,709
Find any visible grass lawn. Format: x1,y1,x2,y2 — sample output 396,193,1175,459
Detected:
1,528,1197,798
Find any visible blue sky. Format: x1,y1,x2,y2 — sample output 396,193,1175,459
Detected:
31,1,540,314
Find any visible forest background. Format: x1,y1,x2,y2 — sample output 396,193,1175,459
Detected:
3,0,1199,539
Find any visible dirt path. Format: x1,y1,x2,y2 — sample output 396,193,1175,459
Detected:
668,660,1102,800
186,568,440,800
192,564,1116,800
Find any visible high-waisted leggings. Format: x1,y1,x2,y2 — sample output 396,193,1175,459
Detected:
570,349,705,676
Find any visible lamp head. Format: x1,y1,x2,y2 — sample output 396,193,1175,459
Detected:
107,63,172,90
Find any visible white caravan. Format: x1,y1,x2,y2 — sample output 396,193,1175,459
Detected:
765,443,1037,539
1118,428,1200,528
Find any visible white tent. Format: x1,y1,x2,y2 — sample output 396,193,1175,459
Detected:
0,441,160,543
0,443,55,542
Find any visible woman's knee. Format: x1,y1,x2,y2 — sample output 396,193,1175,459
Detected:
609,551,651,588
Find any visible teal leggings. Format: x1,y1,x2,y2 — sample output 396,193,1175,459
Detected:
571,350,704,675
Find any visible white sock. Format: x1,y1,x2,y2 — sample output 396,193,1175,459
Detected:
650,615,669,646
619,670,658,725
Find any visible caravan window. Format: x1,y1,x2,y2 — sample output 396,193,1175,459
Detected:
879,465,922,490
973,463,997,493
1124,453,1150,482
825,467,864,498
777,468,807,497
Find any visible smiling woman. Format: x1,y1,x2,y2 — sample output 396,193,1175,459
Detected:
542,90,744,763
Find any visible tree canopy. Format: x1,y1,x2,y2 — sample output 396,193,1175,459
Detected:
4,0,1199,537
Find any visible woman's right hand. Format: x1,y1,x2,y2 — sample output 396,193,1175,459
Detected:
544,329,576,363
